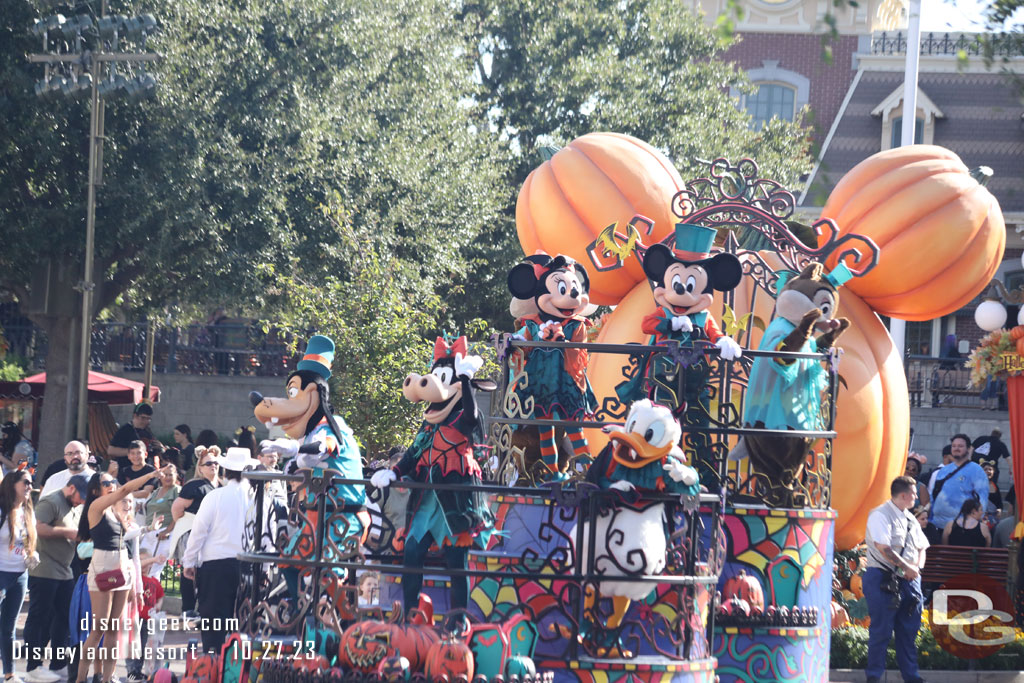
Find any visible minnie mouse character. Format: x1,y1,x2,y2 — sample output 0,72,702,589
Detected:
616,223,743,486
371,336,496,610
507,252,596,477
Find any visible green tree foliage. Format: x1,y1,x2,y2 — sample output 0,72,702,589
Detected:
449,0,815,327
0,0,502,463
2,0,815,461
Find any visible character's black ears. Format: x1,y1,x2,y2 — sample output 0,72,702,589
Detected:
642,244,675,284
471,378,498,392
508,254,590,299
508,262,541,299
642,246,742,292
706,253,743,291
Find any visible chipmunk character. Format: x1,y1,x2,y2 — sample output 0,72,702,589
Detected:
616,223,742,488
370,336,496,610
576,399,699,657
728,262,852,507
508,252,596,478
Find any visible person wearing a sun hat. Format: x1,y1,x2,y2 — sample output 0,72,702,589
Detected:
181,447,257,652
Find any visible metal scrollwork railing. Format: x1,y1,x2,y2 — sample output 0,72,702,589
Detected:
238,470,725,663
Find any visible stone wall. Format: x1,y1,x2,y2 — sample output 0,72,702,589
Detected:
910,406,1015,488
109,373,284,446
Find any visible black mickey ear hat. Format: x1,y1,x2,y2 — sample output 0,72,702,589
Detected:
508,252,591,300
642,244,741,292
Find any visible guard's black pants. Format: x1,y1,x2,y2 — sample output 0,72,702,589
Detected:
196,558,240,654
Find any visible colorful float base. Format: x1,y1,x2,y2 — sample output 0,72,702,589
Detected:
538,656,717,683
194,496,838,683
710,506,836,683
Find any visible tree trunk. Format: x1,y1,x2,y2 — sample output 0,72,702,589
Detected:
32,315,79,472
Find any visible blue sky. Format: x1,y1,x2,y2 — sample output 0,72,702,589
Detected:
920,0,1024,31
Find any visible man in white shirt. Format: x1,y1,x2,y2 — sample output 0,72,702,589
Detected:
182,447,257,653
40,441,95,497
863,476,929,683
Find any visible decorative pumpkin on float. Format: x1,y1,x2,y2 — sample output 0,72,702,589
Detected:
515,132,686,304
339,605,439,673
424,634,475,681
820,145,1005,320
722,569,765,611
585,251,909,550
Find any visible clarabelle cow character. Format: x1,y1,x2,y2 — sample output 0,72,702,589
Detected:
251,335,368,552
507,252,596,478
576,399,699,657
616,223,743,487
370,336,496,610
728,262,852,507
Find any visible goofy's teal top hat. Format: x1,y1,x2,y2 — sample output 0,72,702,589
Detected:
297,335,335,380
669,223,717,262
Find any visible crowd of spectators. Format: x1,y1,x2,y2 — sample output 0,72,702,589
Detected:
906,431,1016,549
0,404,279,683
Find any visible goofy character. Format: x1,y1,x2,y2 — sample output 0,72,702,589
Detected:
252,335,368,564
616,223,742,488
370,336,496,610
507,252,596,477
576,399,699,657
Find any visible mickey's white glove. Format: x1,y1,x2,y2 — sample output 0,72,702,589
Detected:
610,479,635,492
454,353,483,380
671,316,693,333
261,438,299,460
371,469,397,489
716,336,743,361
663,458,699,486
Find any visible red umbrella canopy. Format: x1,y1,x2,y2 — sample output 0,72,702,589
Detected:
17,371,160,405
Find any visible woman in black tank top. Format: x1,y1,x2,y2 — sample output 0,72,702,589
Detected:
941,498,991,548
75,466,173,683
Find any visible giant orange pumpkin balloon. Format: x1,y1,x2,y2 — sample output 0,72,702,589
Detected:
585,252,909,549
820,145,1005,321
515,132,686,305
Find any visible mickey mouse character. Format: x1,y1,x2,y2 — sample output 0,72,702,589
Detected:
371,336,496,610
616,223,743,487
507,252,596,477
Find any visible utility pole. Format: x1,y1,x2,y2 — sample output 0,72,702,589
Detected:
29,1,159,439
889,0,923,364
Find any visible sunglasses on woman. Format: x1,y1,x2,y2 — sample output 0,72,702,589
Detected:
101,480,116,487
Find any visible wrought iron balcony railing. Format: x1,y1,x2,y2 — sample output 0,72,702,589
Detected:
871,31,1024,57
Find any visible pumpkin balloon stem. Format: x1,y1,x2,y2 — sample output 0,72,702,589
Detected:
538,145,560,162
970,166,994,186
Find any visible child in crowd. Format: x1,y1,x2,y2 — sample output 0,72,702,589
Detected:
126,549,165,682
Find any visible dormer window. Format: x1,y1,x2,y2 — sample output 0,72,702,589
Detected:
871,85,944,149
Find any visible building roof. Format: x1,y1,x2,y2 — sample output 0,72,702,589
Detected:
802,70,1024,213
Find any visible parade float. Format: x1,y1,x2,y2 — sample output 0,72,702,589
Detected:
178,135,1004,683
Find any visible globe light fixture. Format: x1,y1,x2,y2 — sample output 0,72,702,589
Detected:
975,299,1008,332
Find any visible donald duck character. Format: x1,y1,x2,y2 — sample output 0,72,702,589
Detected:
371,336,496,610
576,399,699,657
252,335,368,552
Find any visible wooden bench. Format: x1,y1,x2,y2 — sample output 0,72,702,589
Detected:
921,545,1010,588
